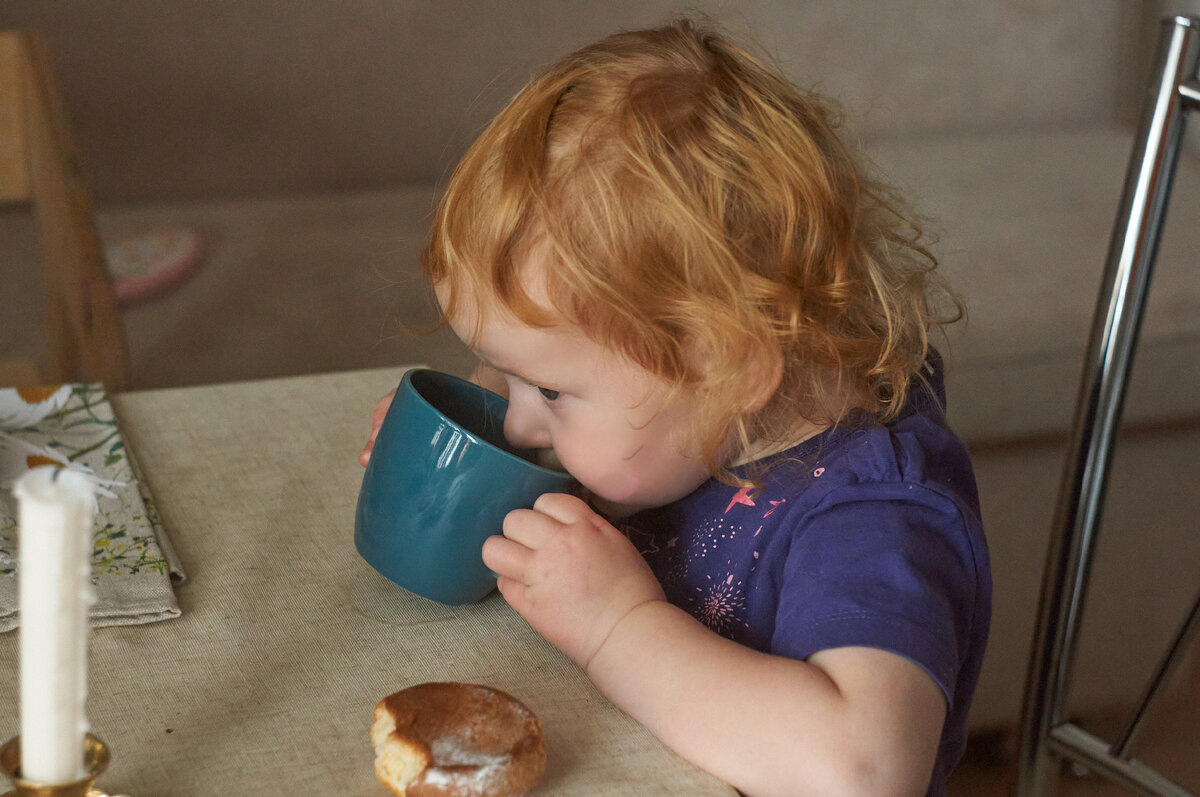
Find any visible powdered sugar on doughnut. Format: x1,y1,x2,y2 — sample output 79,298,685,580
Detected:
371,682,546,797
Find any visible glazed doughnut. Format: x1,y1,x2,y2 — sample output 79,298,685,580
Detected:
370,682,546,797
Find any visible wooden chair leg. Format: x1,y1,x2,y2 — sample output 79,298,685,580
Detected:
3,31,131,391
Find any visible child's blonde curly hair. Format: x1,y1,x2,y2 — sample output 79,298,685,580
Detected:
424,17,962,483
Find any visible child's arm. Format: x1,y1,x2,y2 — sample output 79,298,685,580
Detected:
589,597,945,797
484,493,945,797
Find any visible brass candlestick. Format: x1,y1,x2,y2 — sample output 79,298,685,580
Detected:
0,734,114,797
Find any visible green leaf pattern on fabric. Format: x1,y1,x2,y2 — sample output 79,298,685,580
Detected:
0,384,169,577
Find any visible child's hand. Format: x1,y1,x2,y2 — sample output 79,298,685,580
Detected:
358,389,395,467
483,492,666,669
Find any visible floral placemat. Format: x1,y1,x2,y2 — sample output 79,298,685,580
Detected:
0,384,185,631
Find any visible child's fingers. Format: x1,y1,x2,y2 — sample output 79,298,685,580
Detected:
494,575,526,607
530,492,593,525
481,533,533,581
501,506,563,549
358,390,396,467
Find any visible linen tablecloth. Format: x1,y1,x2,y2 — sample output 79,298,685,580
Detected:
0,369,735,795
0,384,185,631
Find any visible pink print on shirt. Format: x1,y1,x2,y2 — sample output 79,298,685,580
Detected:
725,485,756,513
620,485,793,638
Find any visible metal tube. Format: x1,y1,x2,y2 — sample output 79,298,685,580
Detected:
1015,15,1200,796
1110,588,1200,758
1181,79,1200,107
1048,724,1192,797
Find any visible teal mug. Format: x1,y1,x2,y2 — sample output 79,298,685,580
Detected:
354,368,576,604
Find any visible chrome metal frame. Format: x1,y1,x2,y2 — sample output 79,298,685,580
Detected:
1015,15,1200,797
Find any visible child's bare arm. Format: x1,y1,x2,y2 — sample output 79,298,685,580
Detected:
484,492,945,797
588,600,945,797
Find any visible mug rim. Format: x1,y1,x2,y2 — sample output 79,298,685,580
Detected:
402,368,574,481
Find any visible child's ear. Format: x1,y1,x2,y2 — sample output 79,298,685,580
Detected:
740,346,784,415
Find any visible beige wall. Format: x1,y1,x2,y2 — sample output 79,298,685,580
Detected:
1,1,1127,203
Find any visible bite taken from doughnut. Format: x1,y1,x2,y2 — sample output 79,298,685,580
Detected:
371,682,546,796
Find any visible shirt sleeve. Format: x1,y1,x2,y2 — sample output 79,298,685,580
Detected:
770,481,981,708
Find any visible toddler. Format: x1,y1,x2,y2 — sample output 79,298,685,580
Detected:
362,18,990,797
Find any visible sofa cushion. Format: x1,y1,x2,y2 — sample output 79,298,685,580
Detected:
872,128,1200,443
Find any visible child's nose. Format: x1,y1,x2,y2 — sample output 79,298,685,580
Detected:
503,394,551,451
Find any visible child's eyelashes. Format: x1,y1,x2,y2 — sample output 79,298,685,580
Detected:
506,372,561,401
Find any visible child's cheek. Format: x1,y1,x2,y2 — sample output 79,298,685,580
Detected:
585,468,642,506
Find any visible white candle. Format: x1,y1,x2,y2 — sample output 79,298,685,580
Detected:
15,466,96,784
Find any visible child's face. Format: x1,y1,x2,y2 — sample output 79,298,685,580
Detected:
438,286,713,518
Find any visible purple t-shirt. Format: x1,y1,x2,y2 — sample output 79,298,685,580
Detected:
613,358,990,796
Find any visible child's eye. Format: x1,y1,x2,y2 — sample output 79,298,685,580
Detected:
537,386,561,401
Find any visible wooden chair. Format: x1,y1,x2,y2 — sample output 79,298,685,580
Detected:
0,30,130,391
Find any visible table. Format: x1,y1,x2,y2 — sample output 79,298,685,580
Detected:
0,368,736,796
